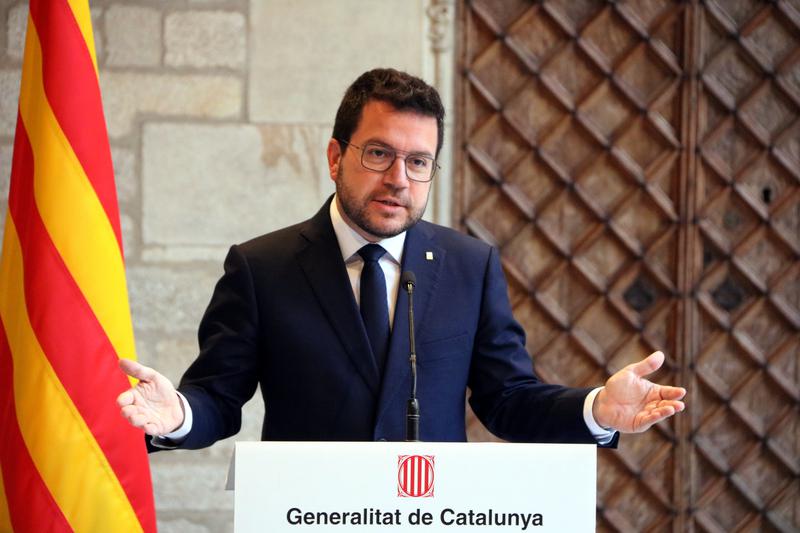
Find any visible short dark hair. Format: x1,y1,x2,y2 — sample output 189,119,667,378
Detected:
332,68,445,157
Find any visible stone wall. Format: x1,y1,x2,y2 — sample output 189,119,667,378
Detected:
0,1,454,531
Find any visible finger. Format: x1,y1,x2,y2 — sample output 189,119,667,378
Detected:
124,412,145,430
636,406,676,431
119,358,157,382
142,422,161,436
659,386,687,401
120,404,141,419
630,351,665,378
130,412,154,430
660,400,684,412
117,389,135,407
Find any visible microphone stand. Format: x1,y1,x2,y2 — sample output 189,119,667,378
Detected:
404,273,419,442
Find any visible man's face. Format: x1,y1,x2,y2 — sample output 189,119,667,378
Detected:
327,100,437,242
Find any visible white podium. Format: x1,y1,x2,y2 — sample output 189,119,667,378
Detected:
228,441,596,532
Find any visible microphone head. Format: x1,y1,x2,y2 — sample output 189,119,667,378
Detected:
401,271,416,288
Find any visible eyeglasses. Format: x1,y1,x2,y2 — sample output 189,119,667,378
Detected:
337,139,438,182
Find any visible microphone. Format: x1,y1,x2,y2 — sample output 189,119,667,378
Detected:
401,271,419,442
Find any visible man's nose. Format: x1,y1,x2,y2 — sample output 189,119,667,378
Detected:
382,157,409,187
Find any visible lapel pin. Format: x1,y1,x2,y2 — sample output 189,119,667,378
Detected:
426,251,434,261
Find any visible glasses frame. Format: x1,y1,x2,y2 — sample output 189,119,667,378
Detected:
337,139,439,183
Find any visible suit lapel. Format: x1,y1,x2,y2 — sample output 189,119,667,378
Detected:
296,200,381,396
376,222,445,425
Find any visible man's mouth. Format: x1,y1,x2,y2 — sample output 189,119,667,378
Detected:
374,198,405,208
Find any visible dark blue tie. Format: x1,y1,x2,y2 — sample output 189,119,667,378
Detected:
358,244,389,375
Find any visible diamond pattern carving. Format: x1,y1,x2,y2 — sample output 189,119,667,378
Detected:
534,333,599,386
503,153,561,211
465,187,527,246
778,52,800,96
458,1,800,530
574,300,630,358
772,199,800,252
737,155,797,211
738,230,794,285
741,8,799,69
735,448,794,505
695,407,752,464
623,276,657,312
711,276,747,312
703,122,760,177
615,117,671,172
581,8,638,68
470,114,527,174
539,265,598,323
700,190,760,247
502,225,559,288
537,189,596,250
546,0,601,31
579,82,635,140
604,476,671,531
616,45,676,106
773,264,800,316
703,47,761,108
707,0,762,29
504,79,567,144
739,83,798,142
470,42,528,107
575,233,632,282
775,120,800,168
506,6,566,67
618,0,672,29
731,370,792,435
541,42,604,107
540,118,600,175
737,303,795,359
700,480,757,531
697,337,757,397
650,8,683,58
614,191,672,250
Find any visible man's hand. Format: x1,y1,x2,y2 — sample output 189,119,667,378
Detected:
593,351,686,433
117,359,185,436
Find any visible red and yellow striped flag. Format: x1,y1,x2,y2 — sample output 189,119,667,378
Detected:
0,1,156,531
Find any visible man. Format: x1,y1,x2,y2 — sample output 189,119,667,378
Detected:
118,68,685,449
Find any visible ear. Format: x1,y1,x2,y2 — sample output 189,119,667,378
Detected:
327,138,342,182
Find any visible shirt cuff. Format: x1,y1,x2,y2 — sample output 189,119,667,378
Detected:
149,391,193,449
583,387,617,445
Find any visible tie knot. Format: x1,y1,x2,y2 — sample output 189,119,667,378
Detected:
358,243,386,263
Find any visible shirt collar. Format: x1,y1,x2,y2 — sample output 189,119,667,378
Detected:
330,195,406,265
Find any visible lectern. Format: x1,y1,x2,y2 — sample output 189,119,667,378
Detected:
227,441,596,532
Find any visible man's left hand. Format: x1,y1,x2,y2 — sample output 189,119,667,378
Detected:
593,351,686,433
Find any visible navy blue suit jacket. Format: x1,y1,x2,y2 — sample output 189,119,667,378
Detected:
172,197,605,448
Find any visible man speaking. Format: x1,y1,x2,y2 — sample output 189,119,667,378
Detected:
117,68,685,449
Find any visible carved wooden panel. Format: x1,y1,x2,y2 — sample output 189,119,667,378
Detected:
456,1,799,531
689,2,799,531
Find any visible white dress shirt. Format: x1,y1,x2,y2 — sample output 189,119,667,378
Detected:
329,197,405,329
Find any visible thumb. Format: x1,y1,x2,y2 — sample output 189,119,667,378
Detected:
119,358,156,382
630,351,665,378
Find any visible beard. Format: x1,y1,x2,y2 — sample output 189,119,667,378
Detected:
335,165,428,239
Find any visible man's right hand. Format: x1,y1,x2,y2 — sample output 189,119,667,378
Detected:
117,359,185,436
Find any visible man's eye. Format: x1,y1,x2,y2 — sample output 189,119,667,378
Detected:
409,157,430,169
367,148,389,158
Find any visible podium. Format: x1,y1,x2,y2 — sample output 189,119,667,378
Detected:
228,441,596,532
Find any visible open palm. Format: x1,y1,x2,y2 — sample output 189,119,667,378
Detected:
594,351,686,433
117,359,184,436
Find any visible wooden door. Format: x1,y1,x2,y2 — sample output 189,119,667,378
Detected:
455,1,799,531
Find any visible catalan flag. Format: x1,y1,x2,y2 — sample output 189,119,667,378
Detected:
0,1,156,531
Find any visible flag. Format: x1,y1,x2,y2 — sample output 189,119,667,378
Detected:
0,1,156,531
